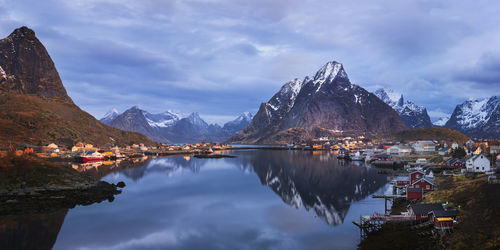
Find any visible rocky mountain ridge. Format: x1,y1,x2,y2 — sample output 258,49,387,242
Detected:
229,61,408,144
104,106,253,143
373,88,432,128
444,96,499,138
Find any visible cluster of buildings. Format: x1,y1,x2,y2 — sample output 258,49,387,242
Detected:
10,141,231,160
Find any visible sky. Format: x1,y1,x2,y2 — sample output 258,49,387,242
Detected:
1,0,499,125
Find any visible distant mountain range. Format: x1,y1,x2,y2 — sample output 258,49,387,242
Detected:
101,107,253,143
0,26,152,147
433,115,451,127
373,88,432,128
444,96,499,139
228,61,408,144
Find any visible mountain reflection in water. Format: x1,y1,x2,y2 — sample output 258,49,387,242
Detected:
248,150,387,225
1,150,390,250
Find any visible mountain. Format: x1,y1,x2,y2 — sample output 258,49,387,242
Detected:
444,96,500,139
100,108,119,125
0,26,152,147
107,107,251,143
222,112,253,135
433,115,450,127
229,61,407,144
374,88,432,128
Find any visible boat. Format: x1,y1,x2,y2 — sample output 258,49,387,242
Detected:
351,151,365,161
80,151,104,163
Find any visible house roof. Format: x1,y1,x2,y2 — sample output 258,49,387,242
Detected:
409,203,444,215
429,210,459,218
410,170,425,175
396,176,410,181
411,177,434,186
407,187,423,193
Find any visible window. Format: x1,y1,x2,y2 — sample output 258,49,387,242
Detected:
426,185,430,189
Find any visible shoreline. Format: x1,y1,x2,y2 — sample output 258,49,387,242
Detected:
0,155,125,216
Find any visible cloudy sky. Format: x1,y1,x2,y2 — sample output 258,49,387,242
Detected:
1,0,499,124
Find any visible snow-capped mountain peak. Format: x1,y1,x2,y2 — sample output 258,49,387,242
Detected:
374,88,402,105
433,115,450,127
313,61,347,92
449,96,499,129
145,110,184,128
187,112,208,128
100,108,120,125
374,88,432,128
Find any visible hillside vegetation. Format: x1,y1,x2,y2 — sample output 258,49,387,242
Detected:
0,94,152,147
386,127,469,143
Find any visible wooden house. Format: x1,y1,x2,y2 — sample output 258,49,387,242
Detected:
410,177,434,192
410,170,425,183
395,176,410,187
408,203,444,220
466,154,491,173
406,187,423,200
428,210,459,230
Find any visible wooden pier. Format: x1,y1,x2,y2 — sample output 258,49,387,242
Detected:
372,194,405,213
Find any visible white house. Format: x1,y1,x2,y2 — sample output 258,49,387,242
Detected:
466,154,490,173
413,141,436,153
387,145,413,155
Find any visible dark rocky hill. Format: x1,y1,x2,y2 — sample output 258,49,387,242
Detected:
0,26,152,147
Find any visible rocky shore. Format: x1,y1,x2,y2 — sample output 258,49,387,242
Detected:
0,155,125,215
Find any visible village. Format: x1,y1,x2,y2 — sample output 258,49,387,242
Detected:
3,137,499,231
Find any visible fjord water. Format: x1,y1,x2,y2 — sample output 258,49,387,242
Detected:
8,150,391,250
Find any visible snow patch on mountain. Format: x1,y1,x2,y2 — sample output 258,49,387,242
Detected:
100,108,120,124
313,61,345,92
0,66,6,79
374,88,431,128
454,97,497,129
144,110,184,128
433,115,450,126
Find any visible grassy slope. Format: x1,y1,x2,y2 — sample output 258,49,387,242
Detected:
381,127,469,144
424,175,500,249
359,175,499,250
0,94,153,147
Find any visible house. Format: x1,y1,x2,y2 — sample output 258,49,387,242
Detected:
451,143,459,149
410,177,434,192
437,147,449,156
408,203,444,220
466,139,475,149
466,154,491,173
413,141,436,153
406,187,423,200
395,176,410,187
47,143,58,149
410,170,425,183
428,210,459,230
415,158,427,165
387,145,412,155
447,158,465,168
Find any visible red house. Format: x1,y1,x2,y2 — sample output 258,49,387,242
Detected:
395,176,410,187
406,187,423,200
410,177,434,192
428,210,459,230
408,203,444,220
447,158,465,168
410,170,425,183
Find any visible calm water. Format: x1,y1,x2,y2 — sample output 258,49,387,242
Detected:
2,150,393,250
